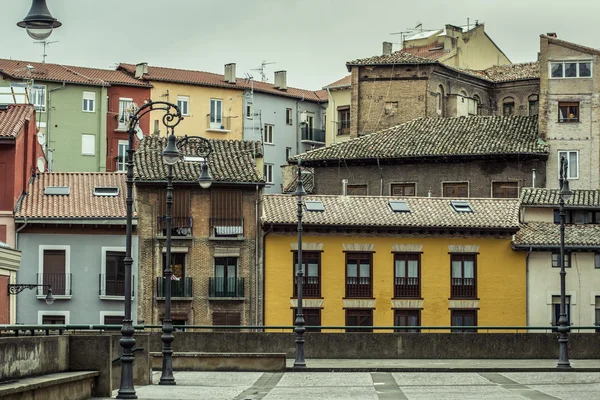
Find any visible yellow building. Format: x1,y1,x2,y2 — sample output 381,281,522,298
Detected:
323,76,351,146
262,195,525,332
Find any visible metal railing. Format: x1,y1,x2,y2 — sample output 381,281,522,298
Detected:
206,115,231,130
293,276,320,297
337,126,350,136
208,277,245,298
301,127,326,143
37,273,72,296
394,277,420,298
157,216,193,237
98,274,134,297
346,277,371,298
156,277,193,298
451,278,476,298
210,217,244,238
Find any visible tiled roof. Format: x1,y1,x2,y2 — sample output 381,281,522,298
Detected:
291,116,547,164
513,222,600,248
262,195,520,231
0,104,34,138
323,75,351,89
402,43,447,60
16,173,127,219
521,188,600,208
480,62,540,82
118,64,326,103
347,51,434,67
0,59,151,87
282,168,315,194
134,136,264,184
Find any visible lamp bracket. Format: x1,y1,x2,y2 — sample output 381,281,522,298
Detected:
7,284,50,295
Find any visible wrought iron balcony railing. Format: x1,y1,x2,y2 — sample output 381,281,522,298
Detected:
210,217,244,238
99,274,134,297
37,273,72,296
156,277,193,298
209,277,245,298
157,216,193,237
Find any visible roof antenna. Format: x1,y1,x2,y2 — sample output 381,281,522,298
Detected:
251,60,276,82
34,40,58,63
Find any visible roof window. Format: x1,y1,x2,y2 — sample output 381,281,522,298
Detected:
304,200,325,212
93,186,120,196
183,155,205,162
44,186,70,196
450,200,473,213
388,200,410,213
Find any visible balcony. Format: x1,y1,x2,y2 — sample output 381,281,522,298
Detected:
293,276,320,297
208,277,245,299
210,217,244,239
451,278,476,298
156,277,193,299
337,127,350,136
206,115,231,133
98,274,134,297
37,273,72,296
394,277,420,298
157,216,193,237
346,277,371,298
301,127,326,143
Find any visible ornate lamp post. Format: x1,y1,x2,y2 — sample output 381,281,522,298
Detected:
17,0,62,40
557,155,573,369
293,159,307,368
159,134,212,385
7,284,54,305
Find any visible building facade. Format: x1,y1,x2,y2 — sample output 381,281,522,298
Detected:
262,195,525,331
323,76,351,146
0,241,20,324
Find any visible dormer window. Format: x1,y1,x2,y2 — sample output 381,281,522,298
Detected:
450,200,473,213
305,201,325,212
44,186,70,196
93,187,119,196
388,200,410,213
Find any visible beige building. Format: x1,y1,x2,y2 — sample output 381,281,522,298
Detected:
0,241,20,324
323,76,351,146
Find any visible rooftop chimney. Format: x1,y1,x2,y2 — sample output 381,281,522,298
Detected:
382,42,393,56
135,62,148,79
224,63,236,84
547,32,557,38
274,70,287,90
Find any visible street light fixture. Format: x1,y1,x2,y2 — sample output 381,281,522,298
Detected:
7,284,54,305
17,0,62,40
293,159,307,368
159,134,212,386
557,155,573,369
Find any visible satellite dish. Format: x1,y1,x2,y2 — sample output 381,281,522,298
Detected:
37,133,45,146
135,126,144,141
36,157,45,173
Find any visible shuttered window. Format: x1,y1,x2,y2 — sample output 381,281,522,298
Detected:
212,312,241,330
158,189,191,218
43,250,66,295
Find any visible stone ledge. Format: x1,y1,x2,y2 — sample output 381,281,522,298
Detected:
0,371,99,397
150,352,286,372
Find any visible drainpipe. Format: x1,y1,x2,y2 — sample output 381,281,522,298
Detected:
376,157,383,195
532,169,536,188
47,81,66,171
326,87,335,144
15,218,28,249
342,179,348,195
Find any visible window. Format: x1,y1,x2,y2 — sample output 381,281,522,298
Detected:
595,297,600,332
246,104,253,119
41,247,69,296
558,151,578,179
264,164,273,184
437,85,445,115
118,98,134,130
503,98,515,116
214,257,239,297
82,91,95,112
451,310,477,332
210,99,223,128
338,106,350,135
158,189,192,236
450,254,476,298
388,200,410,213
104,251,125,296
293,251,321,297
210,189,243,238
492,182,519,198
384,101,398,115
212,312,241,330
394,253,420,298
443,182,468,197
558,102,579,123
394,310,420,332
11,83,46,112
103,315,124,325
285,147,292,160
292,308,321,332
450,200,473,213
551,295,571,329
177,96,189,116
81,134,95,156
347,184,367,196
551,252,571,268
346,253,372,298
552,209,600,224
595,253,600,269
468,96,479,116
117,140,128,172
304,201,325,212
286,108,293,125
528,95,539,116
391,183,415,196
42,315,66,325
263,124,274,144
345,309,373,333
162,252,185,280
550,61,592,78
160,253,188,297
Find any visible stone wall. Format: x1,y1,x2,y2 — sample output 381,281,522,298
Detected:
0,336,69,381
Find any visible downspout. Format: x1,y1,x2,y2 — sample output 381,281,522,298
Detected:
376,157,383,195
326,87,335,144
15,218,28,249
295,101,300,155
47,82,66,171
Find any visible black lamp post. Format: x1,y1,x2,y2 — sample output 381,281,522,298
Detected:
159,134,212,385
7,284,54,305
557,155,573,369
118,101,183,399
293,159,307,368
17,0,62,40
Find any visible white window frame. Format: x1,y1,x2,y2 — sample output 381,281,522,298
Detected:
549,60,593,79
264,163,274,184
246,104,253,119
99,311,125,325
117,140,129,172
100,246,129,300
285,147,292,160
38,245,71,300
177,95,190,116
118,98,134,130
81,134,96,156
82,91,96,112
558,150,579,179
264,124,274,144
38,310,70,325
11,83,47,112
210,98,223,129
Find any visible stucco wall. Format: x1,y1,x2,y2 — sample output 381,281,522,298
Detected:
324,87,352,146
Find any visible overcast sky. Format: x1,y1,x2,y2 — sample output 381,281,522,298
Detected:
3,0,600,90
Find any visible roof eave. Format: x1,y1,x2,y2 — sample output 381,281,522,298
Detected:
264,222,518,234
512,243,599,251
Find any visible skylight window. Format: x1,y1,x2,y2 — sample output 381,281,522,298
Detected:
450,200,473,213
183,155,205,162
44,186,70,196
388,200,410,213
93,187,120,196
304,200,325,212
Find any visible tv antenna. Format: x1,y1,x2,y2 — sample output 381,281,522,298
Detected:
34,40,58,63
251,60,276,82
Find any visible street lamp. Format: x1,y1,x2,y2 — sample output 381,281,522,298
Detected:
159,134,212,385
293,159,307,368
118,101,183,399
7,284,54,305
17,0,62,40
557,155,573,369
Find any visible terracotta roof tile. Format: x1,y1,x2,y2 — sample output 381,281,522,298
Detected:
262,195,520,231
0,59,151,87
291,116,547,165
402,43,448,60
282,168,315,194
480,62,540,82
118,63,325,102
346,51,434,67
521,188,600,208
134,136,264,184
16,173,127,219
0,104,34,138
323,75,351,89
513,222,600,248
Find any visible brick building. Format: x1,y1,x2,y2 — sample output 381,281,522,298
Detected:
134,136,264,327
287,115,548,198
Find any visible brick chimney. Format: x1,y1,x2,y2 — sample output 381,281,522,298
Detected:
224,63,236,84
274,71,287,90
382,42,393,56
547,32,557,38
135,62,148,79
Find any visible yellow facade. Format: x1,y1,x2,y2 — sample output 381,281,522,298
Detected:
149,81,244,140
324,87,352,146
264,233,526,331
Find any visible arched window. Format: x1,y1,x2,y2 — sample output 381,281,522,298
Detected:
437,85,445,115
471,94,481,115
502,97,515,116
528,94,539,116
